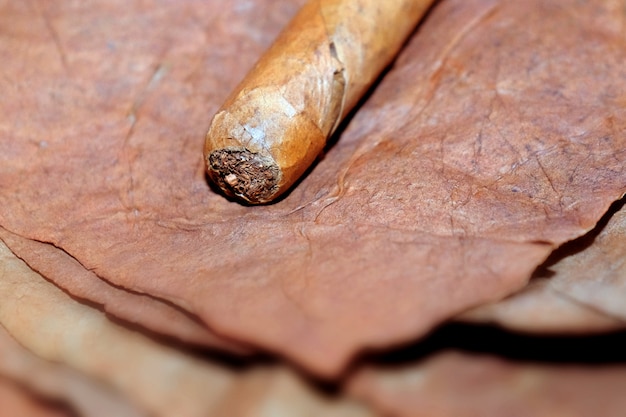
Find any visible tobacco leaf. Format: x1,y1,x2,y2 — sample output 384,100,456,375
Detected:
459,277,626,334
547,199,626,320
0,377,74,417
348,351,626,417
0,240,237,417
459,198,626,332
0,227,249,353
0,325,144,417
1,0,625,375
0,240,375,417
209,367,376,417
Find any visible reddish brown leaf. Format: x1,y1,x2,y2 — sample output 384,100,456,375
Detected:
1,0,625,375
460,198,626,332
0,227,249,353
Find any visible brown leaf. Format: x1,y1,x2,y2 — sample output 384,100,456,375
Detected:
459,198,626,333
0,227,249,353
348,351,626,417
1,0,625,375
0,240,375,417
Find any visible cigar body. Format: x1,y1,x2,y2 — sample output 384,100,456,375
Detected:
205,0,434,204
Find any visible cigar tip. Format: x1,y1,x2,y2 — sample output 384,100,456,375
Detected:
207,148,281,204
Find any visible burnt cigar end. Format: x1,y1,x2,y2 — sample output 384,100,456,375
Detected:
207,148,281,204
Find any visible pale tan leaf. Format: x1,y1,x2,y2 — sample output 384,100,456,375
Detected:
348,351,626,417
0,324,144,417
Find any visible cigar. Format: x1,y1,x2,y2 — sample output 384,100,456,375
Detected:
205,0,434,204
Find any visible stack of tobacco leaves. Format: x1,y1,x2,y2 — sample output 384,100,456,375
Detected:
1,0,626,415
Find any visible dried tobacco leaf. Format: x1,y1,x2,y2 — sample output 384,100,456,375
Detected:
0,240,375,417
0,0,625,376
209,367,376,417
348,351,626,417
0,325,144,417
547,199,626,320
459,278,625,334
0,377,74,417
0,227,249,353
0,240,234,417
460,198,626,333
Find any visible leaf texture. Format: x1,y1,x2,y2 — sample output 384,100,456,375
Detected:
0,0,625,376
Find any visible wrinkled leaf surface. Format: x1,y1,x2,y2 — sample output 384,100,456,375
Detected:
1,0,625,374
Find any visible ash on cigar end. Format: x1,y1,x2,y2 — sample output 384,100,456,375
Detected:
207,148,282,204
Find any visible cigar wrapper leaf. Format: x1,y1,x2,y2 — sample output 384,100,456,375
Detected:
205,0,434,204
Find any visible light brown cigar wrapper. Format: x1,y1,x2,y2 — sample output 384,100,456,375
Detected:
205,0,434,204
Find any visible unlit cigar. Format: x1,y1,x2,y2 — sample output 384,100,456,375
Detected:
205,0,434,204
